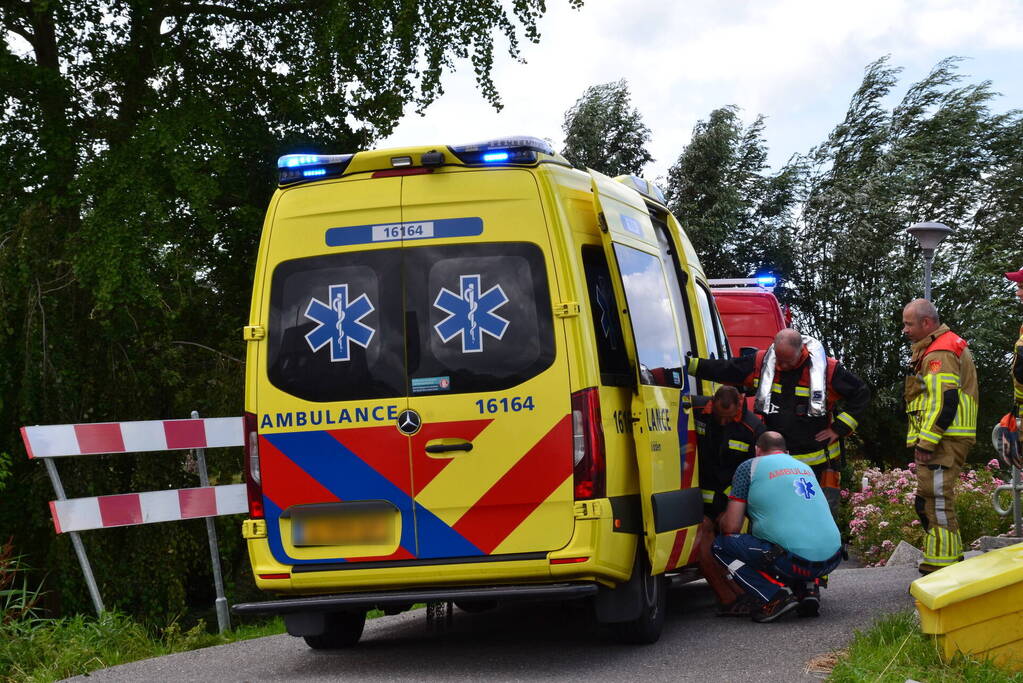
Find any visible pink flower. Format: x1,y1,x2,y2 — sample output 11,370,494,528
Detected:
988,459,1000,469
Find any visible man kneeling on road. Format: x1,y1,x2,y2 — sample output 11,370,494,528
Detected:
712,431,842,623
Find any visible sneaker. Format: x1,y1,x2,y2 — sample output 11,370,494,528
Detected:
752,589,799,623
716,595,756,617
796,583,820,618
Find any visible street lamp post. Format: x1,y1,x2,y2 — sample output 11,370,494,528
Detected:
907,222,954,300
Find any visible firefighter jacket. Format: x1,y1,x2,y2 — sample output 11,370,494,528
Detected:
905,324,979,450
1014,324,1023,419
692,396,765,515
686,351,870,464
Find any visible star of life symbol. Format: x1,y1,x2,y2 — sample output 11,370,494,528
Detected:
304,284,375,362
794,477,816,500
594,275,617,349
433,274,509,353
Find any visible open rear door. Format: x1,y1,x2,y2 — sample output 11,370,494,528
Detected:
588,170,699,574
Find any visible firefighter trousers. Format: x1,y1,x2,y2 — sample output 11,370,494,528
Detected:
915,437,971,567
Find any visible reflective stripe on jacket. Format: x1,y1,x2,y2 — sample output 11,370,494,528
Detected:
905,326,979,447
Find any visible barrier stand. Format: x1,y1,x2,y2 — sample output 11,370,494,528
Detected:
21,415,245,624
190,410,231,633
42,458,105,616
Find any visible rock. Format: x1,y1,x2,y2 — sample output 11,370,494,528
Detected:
977,535,1023,552
885,540,923,566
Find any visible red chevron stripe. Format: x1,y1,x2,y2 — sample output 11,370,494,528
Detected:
260,436,340,511
260,436,414,562
325,426,414,497
665,527,690,570
452,415,572,554
409,419,492,494
681,429,698,488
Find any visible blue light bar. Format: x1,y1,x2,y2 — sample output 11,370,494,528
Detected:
277,153,354,186
757,275,777,288
449,136,554,166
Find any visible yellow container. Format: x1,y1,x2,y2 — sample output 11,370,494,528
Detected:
911,542,1023,669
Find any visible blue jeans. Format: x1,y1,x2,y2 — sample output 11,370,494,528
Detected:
712,534,841,603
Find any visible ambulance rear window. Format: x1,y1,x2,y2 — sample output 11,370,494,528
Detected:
405,242,555,395
267,250,406,402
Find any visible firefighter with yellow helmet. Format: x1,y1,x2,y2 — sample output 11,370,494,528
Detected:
901,298,979,574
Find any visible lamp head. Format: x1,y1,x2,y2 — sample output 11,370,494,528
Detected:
907,222,953,255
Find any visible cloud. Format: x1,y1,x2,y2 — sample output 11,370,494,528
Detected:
379,0,1023,179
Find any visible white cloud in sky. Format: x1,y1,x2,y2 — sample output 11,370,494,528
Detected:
379,0,1023,180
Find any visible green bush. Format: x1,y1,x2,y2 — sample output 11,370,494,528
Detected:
843,459,1014,566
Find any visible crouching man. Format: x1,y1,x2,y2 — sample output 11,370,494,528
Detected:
712,431,842,623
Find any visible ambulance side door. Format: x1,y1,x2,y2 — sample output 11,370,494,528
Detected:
588,170,702,574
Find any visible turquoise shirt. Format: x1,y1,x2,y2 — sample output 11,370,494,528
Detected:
730,452,841,562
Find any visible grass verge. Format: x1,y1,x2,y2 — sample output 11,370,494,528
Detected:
828,610,1023,682
0,613,285,683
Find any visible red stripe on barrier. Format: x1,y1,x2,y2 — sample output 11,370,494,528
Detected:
179,488,217,518
164,420,207,450
20,427,34,459
49,500,62,534
98,494,142,527
453,415,572,554
75,423,125,454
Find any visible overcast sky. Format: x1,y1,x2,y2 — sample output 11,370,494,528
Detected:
379,0,1023,181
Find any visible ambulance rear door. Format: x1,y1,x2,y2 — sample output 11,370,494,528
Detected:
399,168,575,560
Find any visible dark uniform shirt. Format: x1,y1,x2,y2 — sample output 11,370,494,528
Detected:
693,396,765,517
688,352,869,457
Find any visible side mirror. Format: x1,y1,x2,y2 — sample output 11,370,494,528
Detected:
740,346,758,357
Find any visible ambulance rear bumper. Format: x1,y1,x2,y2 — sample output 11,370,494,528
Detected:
232,582,599,616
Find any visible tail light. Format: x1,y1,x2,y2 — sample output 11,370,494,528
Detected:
572,388,606,499
243,412,264,518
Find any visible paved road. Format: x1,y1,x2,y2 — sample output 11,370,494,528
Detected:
70,564,920,682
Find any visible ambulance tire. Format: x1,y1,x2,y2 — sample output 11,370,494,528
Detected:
302,610,366,649
611,555,666,645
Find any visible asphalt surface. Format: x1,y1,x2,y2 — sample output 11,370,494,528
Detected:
68,562,921,682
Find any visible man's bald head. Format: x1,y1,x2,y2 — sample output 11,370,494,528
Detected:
755,431,787,456
902,298,940,343
773,328,804,370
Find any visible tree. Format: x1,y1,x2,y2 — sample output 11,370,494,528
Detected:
0,0,581,619
791,57,1022,462
560,79,653,176
664,106,800,281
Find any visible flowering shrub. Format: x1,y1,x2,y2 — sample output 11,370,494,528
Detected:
842,459,1015,567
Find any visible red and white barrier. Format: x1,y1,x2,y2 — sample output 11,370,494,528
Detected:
49,484,247,534
20,417,243,458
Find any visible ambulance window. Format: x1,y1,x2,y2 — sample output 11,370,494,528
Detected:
652,219,698,391
267,250,406,402
695,283,729,360
404,242,555,395
612,244,683,388
581,246,631,386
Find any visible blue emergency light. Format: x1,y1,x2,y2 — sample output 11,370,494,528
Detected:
277,153,354,186
449,136,554,166
757,275,777,288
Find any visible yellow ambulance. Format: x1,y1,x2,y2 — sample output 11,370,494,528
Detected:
232,137,733,647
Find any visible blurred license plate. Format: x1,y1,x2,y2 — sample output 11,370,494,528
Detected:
293,506,395,547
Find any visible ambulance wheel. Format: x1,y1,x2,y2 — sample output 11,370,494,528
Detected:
302,611,366,649
611,556,666,645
